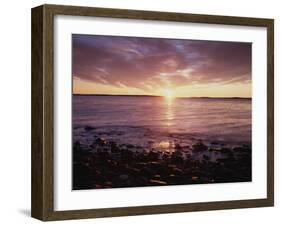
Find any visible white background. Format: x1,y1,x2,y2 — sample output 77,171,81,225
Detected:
54,16,267,210
0,0,279,225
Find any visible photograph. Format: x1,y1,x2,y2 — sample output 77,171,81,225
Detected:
30,3,274,220
72,34,252,190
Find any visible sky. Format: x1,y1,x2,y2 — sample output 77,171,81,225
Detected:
72,34,252,97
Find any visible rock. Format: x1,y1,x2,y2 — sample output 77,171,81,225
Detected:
84,126,95,131
192,142,208,152
148,161,163,172
175,143,182,151
191,176,199,181
119,174,129,181
135,162,148,168
172,167,183,174
171,151,183,164
97,151,110,159
140,167,154,177
162,153,170,160
94,184,103,189
126,144,134,149
167,164,177,169
74,141,81,152
103,148,110,152
121,149,134,161
242,144,251,149
185,153,191,159
147,151,160,161
149,179,167,185
110,142,120,153
219,148,232,154
104,181,113,186
131,168,141,174
233,146,249,152
95,138,106,146
203,154,210,161
211,141,219,145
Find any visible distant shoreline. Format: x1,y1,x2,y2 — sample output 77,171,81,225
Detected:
73,93,251,99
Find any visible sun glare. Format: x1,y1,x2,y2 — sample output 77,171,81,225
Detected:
164,89,174,99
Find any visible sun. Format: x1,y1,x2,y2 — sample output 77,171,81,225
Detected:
164,89,174,99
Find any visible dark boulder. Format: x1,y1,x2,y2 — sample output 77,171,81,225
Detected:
192,142,208,152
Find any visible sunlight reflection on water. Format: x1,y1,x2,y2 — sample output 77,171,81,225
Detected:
73,95,252,145
165,96,174,127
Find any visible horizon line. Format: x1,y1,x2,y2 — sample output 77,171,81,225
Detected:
73,93,251,99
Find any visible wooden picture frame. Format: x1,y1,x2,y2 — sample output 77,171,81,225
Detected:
31,4,274,221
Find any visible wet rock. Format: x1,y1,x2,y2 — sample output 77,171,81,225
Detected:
94,184,103,189
166,174,184,184
185,153,191,159
73,135,252,189
211,141,219,145
167,164,177,169
171,151,183,164
153,174,161,179
121,149,134,161
175,143,182,151
110,142,120,153
140,167,154,177
242,144,251,149
126,144,135,149
131,168,141,175
162,153,170,160
172,167,183,174
97,151,110,159
74,141,81,152
103,148,110,152
191,176,199,181
147,151,160,161
233,146,250,152
219,148,232,154
135,162,148,168
95,138,106,146
119,174,129,181
135,176,148,185
192,142,208,152
84,126,95,131
104,181,113,186
147,161,163,172
203,154,210,161
168,174,175,178
149,179,167,185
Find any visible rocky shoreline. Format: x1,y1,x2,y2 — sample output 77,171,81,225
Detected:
73,128,252,190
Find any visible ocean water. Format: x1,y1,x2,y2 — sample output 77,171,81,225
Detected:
73,95,251,152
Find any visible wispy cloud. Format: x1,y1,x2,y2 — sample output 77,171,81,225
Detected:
73,34,251,93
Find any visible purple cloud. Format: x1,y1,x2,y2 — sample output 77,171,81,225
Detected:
72,34,251,91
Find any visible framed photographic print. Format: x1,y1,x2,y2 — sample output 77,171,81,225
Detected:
31,4,274,221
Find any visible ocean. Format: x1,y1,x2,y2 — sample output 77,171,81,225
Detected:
73,95,251,151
